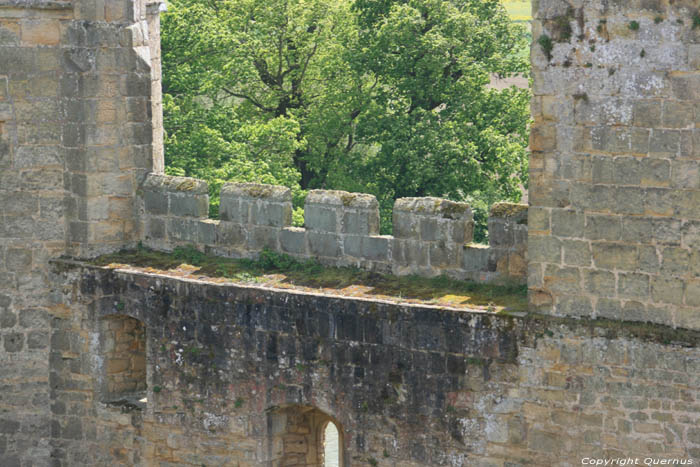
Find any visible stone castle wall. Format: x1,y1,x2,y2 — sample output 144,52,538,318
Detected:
0,0,163,464
2,0,700,465
140,174,528,284
47,262,700,466
529,0,700,330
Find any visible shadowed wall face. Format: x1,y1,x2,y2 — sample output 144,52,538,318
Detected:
529,1,700,329
48,263,700,466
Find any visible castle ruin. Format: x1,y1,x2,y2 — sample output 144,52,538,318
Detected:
1,0,699,465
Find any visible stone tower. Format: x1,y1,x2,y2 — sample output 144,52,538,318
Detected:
529,0,700,331
0,0,163,463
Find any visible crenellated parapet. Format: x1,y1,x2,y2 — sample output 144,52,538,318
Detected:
140,174,527,284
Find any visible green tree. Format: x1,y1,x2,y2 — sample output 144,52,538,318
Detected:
161,0,530,239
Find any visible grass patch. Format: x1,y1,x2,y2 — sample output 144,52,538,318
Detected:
92,246,527,312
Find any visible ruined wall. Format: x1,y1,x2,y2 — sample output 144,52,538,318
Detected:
140,174,528,284
0,0,163,464
529,0,700,329
49,262,700,466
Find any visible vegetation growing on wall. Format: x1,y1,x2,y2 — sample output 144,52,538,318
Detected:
93,246,528,312
160,0,531,240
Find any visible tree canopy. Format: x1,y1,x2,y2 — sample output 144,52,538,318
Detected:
161,0,530,239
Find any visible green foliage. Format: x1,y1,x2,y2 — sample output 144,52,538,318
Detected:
537,34,553,60
693,12,700,29
161,0,531,237
629,20,640,31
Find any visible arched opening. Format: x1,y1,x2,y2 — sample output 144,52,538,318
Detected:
322,420,340,467
99,314,147,408
267,405,343,467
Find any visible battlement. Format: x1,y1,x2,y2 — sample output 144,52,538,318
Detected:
141,174,527,283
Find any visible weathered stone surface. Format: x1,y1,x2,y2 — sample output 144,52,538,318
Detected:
46,263,700,467
529,0,700,328
222,182,291,202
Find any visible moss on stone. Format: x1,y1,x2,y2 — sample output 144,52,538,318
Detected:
175,179,199,191
90,246,528,313
490,203,527,218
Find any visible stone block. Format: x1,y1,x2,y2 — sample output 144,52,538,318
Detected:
169,192,208,218
429,242,460,268
280,228,307,255
671,161,699,189
146,217,165,240
612,156,640,186
362,236,390,262
562,240,591,267
222,182,291,202
596,298,623,320
251,200,292,227
219,196,249,223
528,235,561,264
168,218,198,243
21,20,60,46
660,247,689,275
393,239,428,269
198,220,218,245
649,129,681,155
248,226,279,251
304,205,337,232
3,332,23,352
618,273,650,300
530,124,556,151
551,209,584,238
488,219,513,247
592,243,638,271
614,187,645,215
0,309,16,328
662,100,693,129
644,188,675,217
307,232,340,258
143,173,209,195
640,158,670,187
217,221,246,247
543,265,581,294
685,281,700,307
650,276,684,305
6,248,31,272
420,217,438,242
462,245,491,272
392,210,419,239
18,308,48,328
343,235,362,258
556,295,593,316
638,246,660,274
143,190,167,215
26,331,48,349
633,100,662,128
584,270,616,297
342,209,379,236
620,217,654,243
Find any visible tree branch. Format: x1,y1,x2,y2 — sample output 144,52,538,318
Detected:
221,88,276,112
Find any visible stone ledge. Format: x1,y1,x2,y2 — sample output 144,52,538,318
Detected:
0,0,72,9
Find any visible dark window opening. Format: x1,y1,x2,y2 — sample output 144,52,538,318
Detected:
99,314,147,410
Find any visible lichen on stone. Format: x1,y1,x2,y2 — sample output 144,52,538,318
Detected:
490,203,527,219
